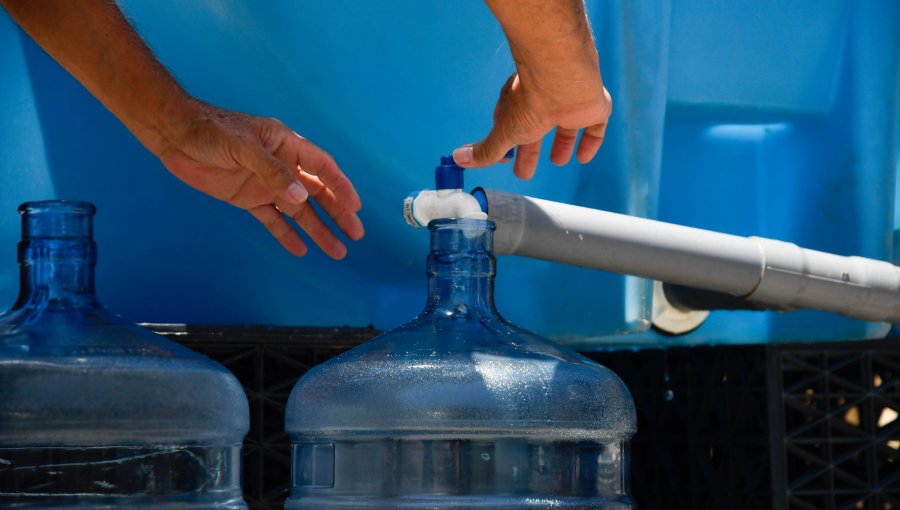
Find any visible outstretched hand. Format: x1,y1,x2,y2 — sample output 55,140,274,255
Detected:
0,0,363,259
158,102,363,259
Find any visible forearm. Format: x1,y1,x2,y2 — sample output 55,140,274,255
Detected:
486,0,601,104
1,0,193,154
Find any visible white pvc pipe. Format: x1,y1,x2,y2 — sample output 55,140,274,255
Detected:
481,189,900,324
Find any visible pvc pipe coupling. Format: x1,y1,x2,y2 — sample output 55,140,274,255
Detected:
477,188,900,327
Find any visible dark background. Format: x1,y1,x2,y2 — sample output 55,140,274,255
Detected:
156,325,900,510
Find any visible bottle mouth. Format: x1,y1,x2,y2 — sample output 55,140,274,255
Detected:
427,218,495,264
427,218,495,231
18,200,96,240
19,200,96,216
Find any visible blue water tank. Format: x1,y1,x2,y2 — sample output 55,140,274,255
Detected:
0,1,897,346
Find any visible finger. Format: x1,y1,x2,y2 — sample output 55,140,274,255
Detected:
237,144,309,205
248,204,307,257
576,123,608,164
493,73,516,125
453,125,516,169
455,73,519,168
296,172,365,241
277,199,348,260
500,147,515,163
286,136,362,213
514,139,542,180
550,127,579,166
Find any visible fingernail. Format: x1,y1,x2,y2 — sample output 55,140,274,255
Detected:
349,213,365,240
452,145,473,165
287,182,308,203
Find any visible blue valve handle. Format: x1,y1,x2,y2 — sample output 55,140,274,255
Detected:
434,156,463,190
435,149,515,190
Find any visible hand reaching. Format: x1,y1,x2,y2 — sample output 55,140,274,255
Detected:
0,0,362,259
158,102,363,259
452,72,612,180
452,0,610,180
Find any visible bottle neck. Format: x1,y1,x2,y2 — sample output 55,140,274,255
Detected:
423,219,497,317
14,201,99,309
17,241,98,308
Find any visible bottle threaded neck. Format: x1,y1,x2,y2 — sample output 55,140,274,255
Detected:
18,200,97,264
15,201,98,307
426,219,495,277
425,219,496,314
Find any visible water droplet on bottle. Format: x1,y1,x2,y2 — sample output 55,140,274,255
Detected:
480,452,491,461
663,389,674,401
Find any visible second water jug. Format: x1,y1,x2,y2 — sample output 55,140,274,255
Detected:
0,201,249,508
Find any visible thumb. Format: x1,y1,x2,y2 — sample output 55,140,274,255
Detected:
453,126,516,168
238,144,308,205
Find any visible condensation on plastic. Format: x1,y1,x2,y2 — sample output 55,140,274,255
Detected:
285,219,636,509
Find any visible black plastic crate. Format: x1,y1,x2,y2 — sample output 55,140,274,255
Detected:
589,346,773,509
772,340,900,510
155,325,900,510
155,325,371,510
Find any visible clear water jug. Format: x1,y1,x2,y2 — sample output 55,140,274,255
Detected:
286,218,636,509
0,201,249,509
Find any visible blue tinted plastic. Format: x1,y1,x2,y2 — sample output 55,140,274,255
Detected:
0,201,249,508
435,156,464,190
285,219,636,509
0,2,897,346
0,0,660,342
614,0,900,347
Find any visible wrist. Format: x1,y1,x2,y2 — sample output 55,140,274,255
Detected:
509,26,602,104
144,89,203,156
515,53,603,113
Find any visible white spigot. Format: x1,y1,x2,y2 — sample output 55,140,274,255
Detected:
403,156,487,227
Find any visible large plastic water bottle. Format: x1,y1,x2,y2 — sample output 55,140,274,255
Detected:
286,218,636,509
0,201,249,508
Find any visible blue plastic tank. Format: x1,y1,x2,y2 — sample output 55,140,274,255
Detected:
285,218,636,509
3,1,897,345
0,201,249,508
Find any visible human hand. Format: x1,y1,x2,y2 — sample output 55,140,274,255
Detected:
0,0,363,259
452,71,611,180
157,102,363,259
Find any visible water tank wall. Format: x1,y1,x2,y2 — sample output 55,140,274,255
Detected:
0,1,897,346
